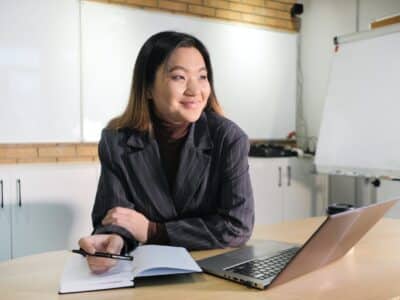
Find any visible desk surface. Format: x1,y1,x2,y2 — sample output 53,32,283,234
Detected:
1,217,400,300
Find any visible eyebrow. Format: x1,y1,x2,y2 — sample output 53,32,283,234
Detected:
167,65,207,73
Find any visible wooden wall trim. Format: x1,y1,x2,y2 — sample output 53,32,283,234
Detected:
371,15,400,29
0,143,99,164
87,0,299,32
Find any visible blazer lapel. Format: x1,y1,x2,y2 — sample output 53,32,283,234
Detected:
126,132,177,220
173,113,213,212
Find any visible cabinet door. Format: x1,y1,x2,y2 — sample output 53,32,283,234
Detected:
11,163,99,258
0,0,80,142
249,158,284,225
0,169,12,261
377,180,400,218
283,158,328,221
282,159,312,221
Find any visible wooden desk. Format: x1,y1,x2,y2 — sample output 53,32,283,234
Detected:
1,217,400,300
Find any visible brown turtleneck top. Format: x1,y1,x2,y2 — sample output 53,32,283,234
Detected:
153,114,190,191
146,113,190,245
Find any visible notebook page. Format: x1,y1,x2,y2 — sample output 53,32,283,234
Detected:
131,245,202,278
59,254,133,293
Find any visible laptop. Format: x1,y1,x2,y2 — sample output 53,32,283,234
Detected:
197,199,398,289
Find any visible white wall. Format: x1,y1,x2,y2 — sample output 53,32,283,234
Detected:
81,2,297,142
299,0,356,143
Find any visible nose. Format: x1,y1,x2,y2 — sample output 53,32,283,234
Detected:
184,78,200,96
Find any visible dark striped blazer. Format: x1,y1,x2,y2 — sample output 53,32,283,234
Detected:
92,110,254,250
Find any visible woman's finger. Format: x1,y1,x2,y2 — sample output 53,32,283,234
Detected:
106,235,124,254
102,211,119,225
84,235,123,273
78,236,96,254
88,256,116,273
103,211,133,227
102,210,123,225
103,207,135,222
107,215,133,230
112,206,134,216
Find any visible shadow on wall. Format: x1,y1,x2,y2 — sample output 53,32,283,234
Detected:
11,201,76,258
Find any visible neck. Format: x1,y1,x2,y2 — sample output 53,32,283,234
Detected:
151,111,190,141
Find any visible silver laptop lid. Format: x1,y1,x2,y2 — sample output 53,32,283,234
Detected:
269,198,399,287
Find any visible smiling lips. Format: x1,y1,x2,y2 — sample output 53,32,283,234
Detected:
180,100,202,109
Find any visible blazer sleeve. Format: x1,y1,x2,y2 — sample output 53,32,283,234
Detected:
164,134,255,250
91,130,139,251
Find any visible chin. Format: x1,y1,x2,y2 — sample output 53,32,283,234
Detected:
179,110,203,123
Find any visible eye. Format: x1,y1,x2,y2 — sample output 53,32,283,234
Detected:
200,74,208,80
171,74,185,81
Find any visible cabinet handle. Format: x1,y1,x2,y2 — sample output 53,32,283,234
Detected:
0,180,3,209
287,166,291,186
17,179,22,207
278,167,282,187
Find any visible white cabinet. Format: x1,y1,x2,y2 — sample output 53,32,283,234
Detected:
249,157,328,225
377,180,400,218
283,158,324,221
0,163,99,261
0,172,12,261
249,158,283,225
0,0,81,142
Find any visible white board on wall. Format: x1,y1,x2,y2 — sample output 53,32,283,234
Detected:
81,1,297,141
316,24,400,178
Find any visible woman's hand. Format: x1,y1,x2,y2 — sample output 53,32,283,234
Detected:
102,207,150,243
78,234,124,274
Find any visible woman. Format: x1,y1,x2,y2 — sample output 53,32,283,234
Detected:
79,31,254,273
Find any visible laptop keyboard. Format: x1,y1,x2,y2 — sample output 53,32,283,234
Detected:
225,247,300,280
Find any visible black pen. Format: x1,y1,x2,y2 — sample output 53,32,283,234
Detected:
72,249,134,261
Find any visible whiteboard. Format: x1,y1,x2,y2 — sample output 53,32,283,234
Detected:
315,24,400,178
81,1,297,141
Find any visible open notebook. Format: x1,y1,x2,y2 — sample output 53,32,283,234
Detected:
59,245,202,294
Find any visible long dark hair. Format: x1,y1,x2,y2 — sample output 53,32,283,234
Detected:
107,31,223,132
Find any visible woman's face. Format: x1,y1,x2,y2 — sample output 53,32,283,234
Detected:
149,47,211,124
